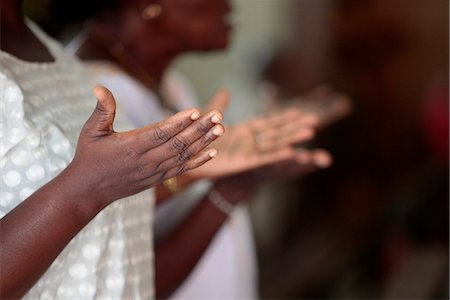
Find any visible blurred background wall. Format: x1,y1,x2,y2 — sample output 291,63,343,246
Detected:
26,0,449,298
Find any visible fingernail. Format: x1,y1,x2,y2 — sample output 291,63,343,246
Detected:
190,111,200,120
211,114,221,124
212,126,224,136
209,149,218,158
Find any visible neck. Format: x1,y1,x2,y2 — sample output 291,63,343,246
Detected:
138,47,180,85
80,22,182,88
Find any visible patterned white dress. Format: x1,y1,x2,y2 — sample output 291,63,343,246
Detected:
0,21,155,299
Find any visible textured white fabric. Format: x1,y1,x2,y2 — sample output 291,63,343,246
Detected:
88,62,258,299
0,21,155,299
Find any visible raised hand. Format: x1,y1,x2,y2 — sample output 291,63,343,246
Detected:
290,85,352,129
69,86,225,206
188,108,318,180
212,148,333,206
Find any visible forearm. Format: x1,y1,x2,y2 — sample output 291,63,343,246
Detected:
155,182,239,299
0,166,104,298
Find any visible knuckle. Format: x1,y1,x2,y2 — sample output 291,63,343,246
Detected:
174,120,185,130
171,136,189,153
201,133,214,145
197,121,210,134
136,163,146,174
157,170,168,183
153,127,171,143
153,160,164,172
124,146,139,159
176,164,187,176
178,148,193,163
94,106,114,122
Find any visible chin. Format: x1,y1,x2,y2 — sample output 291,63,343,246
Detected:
193,35,231,52
212,29,233,50
213,37,231,50
201,41,229,52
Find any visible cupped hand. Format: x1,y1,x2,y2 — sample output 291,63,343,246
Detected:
68,86,224,206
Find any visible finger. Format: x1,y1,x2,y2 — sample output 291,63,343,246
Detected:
262,115,317,141
82,86,117,136
311,149,333,168
143,124,224,173
255,118,317,151
307,84,334,99
256,109,317,133
151,109,223,157
126,108,202,152
292,148,332,172
317,94,353,128
248,147,295,170
203,89,230,113
255,108,300,129
266,128,315,151
273,149,318,178
141,148,218,186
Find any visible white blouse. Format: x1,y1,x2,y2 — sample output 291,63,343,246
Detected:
0,21,155,299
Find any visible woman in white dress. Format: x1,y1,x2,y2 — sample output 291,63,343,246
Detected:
53,0,333,298
0,1,225,298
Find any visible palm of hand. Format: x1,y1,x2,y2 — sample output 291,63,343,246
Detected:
201,123,269,178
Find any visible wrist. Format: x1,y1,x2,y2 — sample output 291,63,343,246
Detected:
56,163,109,218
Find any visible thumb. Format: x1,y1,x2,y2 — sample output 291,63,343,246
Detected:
203,89,230,114
84,86,117,135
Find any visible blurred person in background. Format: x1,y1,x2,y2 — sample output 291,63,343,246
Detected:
44,0,348,298
256,0,448,298
0,0,230,298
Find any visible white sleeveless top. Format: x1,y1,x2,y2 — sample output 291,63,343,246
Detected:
0,21,155,299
